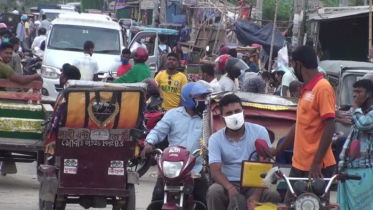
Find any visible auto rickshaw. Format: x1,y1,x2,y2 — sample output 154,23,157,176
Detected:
39,81,147,210
201,91,297,196
2,13,21,35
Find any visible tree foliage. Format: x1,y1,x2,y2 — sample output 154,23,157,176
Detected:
81,0,104,11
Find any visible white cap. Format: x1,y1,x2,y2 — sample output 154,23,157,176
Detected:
362,72,373,81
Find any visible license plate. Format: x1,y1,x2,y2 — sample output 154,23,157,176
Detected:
64,166,77,174
90,129,110,141
108,167,124,176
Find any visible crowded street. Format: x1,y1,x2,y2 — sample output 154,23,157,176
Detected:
0,0,373,210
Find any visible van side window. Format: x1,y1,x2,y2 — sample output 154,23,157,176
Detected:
133,35,156,56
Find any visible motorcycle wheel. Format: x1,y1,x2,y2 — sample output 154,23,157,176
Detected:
227,194,247,210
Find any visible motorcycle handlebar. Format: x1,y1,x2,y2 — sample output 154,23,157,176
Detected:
148,148,162,155
345,174,362,181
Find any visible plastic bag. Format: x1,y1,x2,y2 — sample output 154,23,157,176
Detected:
39,165,58,202
261,166,279,191
277,44,288,66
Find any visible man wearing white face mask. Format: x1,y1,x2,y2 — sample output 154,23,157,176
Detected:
207,94,281,210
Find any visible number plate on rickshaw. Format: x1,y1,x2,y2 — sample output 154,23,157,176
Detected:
90,129,110,141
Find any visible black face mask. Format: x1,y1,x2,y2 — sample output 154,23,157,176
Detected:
294,63,304,82
194,100,206,117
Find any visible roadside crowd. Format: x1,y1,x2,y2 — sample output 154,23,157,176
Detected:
0,14,370,208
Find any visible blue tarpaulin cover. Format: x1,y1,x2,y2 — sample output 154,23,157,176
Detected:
234,20,285,57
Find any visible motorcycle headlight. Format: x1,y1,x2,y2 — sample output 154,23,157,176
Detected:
163,161,183,178
295,193,320,210
41,65,60,79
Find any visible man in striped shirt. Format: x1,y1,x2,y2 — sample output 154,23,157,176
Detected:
72,41,99,81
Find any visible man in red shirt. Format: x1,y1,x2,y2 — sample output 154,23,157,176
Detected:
117,48,132,77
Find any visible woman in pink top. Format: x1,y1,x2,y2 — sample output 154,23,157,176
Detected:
117,48,133,77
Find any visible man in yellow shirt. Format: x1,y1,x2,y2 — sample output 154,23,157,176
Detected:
155,52,187,111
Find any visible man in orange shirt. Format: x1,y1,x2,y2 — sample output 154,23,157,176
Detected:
272,46,336,202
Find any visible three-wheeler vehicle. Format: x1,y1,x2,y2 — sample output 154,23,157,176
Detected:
39,80,147,210
0,79,52,178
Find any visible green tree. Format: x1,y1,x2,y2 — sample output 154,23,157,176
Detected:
321,0,339,6
81,0,104,11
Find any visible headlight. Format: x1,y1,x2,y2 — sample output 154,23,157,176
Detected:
41,65,60,79
163,161,183,178
295,193,320,210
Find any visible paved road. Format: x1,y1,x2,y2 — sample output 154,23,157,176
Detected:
0,162,337,210
0,162,157,210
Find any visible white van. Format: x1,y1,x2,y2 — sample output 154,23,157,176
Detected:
39,9,77,22
41,14,125,103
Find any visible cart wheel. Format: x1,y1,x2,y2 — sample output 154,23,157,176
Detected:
122,184,136,210
227,194,247,210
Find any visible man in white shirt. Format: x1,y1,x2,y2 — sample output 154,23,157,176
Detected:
219,58,241,91
39,15,51,32
201,64,221,92
72,41,99,81
31,28,46,50
12,7,19,15
281,68,297,97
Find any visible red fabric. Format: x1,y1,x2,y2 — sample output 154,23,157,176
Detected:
117,64,133,77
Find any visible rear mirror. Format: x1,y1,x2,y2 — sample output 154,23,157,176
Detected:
349,139,360,161
129,129,144,139
255,139,272,158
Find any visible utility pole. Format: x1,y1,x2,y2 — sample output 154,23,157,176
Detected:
256,0,263,26
268,0,279,72
159,0,167,24
298,0,308,47
340,0,349,6
369,0,372,62
152,0,159,26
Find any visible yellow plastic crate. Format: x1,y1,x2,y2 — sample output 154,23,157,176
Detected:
241,161,273,188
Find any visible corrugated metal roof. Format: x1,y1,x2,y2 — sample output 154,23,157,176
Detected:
309,6,372,21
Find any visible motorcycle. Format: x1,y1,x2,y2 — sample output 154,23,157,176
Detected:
127,95,164,177
22,49,42,75
147,146,207,210
228,139,362,210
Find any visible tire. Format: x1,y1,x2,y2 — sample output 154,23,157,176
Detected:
122,184,136,210
227,194,247,210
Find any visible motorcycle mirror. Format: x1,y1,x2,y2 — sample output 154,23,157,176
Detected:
255,139,272,158
129,128,144,140
349,139,360,161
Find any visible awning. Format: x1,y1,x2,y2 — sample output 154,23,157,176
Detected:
309,6,372,21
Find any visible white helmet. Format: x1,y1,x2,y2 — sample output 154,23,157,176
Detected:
35,21,41,25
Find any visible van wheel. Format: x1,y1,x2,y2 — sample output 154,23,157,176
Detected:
228,194,247,210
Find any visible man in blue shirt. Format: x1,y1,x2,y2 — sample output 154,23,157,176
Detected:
207,94,281,210
141,82,211,210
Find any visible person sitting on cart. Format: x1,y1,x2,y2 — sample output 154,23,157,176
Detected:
207,94,281,210
112,46,151,83
141,82,211,210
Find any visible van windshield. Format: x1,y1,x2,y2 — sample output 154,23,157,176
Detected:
45,12,61,21
48,25,120,55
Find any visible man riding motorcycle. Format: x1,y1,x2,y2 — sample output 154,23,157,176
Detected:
141,82,211,210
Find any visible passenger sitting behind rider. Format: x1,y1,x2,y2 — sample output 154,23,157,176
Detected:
141,82,211,210
112,46,151,83
207,94,281,210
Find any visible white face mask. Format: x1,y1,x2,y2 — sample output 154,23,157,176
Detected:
223,112,245,130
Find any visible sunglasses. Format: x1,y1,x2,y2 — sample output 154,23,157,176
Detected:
168,75,172,85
